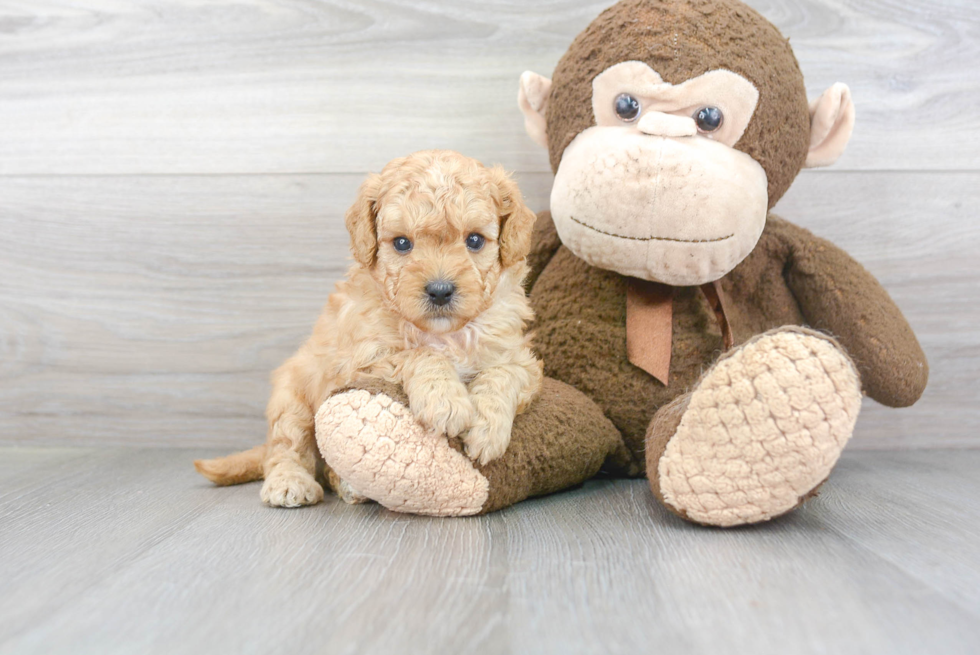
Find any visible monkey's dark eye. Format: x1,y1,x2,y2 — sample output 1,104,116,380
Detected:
392,236,413,253
695,107,724,132
614,94,641,122
465,233,486,252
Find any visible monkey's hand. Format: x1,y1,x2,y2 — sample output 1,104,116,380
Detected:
777,217,928,407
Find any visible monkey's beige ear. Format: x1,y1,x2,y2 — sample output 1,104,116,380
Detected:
805,83,855,168
518,71,552,149
345,173,382,268
489,166,537,268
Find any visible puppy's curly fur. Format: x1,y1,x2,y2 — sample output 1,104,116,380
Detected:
195,150,543,507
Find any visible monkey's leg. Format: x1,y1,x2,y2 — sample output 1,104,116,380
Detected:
315,378,636,516
646,327,862,527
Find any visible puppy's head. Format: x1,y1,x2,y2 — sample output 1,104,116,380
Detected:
345,150,536,333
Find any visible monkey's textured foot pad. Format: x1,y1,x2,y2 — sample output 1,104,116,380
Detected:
652,328,862,527
315,390,489,517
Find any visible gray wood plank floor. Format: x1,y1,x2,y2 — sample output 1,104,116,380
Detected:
1,447,978,655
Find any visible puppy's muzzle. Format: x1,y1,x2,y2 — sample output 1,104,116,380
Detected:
425,280,456,307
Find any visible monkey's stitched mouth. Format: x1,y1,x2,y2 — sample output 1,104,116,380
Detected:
568,215,734,243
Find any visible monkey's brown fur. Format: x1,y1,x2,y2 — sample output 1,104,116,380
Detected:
527,212,927,470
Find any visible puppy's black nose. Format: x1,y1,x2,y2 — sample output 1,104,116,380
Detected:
425,280,455,306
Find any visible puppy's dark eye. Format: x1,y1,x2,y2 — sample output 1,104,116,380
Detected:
465,233,486,252
614,93,641,122
392,237,413,253
695,107,723,132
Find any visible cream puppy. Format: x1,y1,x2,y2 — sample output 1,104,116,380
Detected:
195,150,543,507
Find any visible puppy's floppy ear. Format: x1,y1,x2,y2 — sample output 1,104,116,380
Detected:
345,173,382,267
488,166,536,268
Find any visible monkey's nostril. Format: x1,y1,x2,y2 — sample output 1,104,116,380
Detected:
425,280,456,307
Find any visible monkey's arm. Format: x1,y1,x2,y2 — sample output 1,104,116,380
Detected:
524,210,562,291
777,218,928,407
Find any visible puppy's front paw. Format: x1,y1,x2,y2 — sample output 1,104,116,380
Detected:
261,467,324,508
411,384,474,438
463,400,513,465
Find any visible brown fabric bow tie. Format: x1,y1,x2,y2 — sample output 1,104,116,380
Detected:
625,278,734,385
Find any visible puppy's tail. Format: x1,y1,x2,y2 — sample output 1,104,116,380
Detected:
194,444,267,486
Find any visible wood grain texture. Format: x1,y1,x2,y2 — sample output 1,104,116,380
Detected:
0,171,976,448
0,447,978,655
0,0,977,175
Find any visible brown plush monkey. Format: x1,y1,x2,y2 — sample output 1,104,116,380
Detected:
315,0,928,526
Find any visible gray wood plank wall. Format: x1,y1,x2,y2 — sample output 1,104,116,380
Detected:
1,0,977,449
